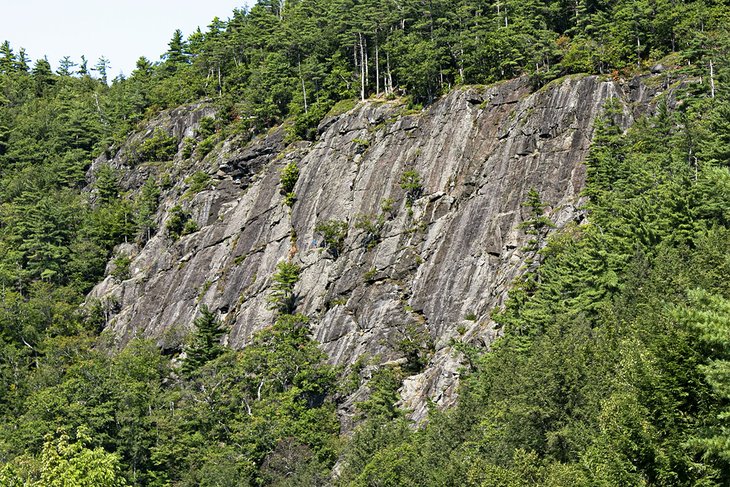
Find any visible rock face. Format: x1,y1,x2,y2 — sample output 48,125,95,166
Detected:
89,74,662,422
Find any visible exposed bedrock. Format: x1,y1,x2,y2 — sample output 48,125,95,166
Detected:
89,74,665,422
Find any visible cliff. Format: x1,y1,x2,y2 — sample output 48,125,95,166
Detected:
88,73,665,422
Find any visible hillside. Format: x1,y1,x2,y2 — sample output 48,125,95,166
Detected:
88,73,663,424
0,0,729,485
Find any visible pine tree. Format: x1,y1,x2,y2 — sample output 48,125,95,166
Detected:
77,55,89,76
162,29,189,75
17,48,30,72
268,261,301,315
31,57,55,95
682,290,730,464
93,165,120,205
518,188,555,253
57,56,76,76
0,40,17,74
94,57,110,84
181,305,226,377
134,177,160,243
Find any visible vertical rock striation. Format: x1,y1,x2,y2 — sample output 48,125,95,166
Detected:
89,74,663,422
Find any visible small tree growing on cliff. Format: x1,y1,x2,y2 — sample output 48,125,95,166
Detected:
519,188,555,254
182,305,226,377
400,170,423,207
279,161,299,207
315,219,348,258
268,261,301,315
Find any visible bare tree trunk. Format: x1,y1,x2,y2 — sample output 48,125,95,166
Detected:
710,59,716,99
387,50,393,95
364,36,369,89
359,32,366,101
299,59,308,113
375,36,380,96
459,47,464,82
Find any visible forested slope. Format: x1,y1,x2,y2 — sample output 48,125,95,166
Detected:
0,0,729,485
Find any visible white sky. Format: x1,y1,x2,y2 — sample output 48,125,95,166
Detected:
0,0,251,78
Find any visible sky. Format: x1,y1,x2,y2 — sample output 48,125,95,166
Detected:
0,0,252,78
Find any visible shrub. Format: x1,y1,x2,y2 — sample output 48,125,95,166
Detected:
195,116,217,139
280,161,299,195
394,323,434,374
280,161,300,207
380,198,396,219
400,170,423,206
315,219,348,258
166,205,197,240
181,136,196,159
355,214,385,249
137,128,177,162
196,135,217,159
185,171,211,196
111,255,131,282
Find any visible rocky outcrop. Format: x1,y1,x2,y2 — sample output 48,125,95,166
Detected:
89,74,665,422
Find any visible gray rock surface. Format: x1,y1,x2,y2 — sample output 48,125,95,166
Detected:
88,74,663,423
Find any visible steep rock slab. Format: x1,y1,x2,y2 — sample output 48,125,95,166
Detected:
90,75,657,421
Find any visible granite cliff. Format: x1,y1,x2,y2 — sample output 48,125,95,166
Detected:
88,73,667,422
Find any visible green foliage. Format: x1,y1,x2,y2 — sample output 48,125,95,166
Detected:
340,71,730,485
680,290,730,467
181,305,226,378
0,429,128,487
94,164,120,204
196,135,217,159
363,267,378,282
195,116,217,139
392,323,434,374
135,128,177,163
268,261,301,316
165,205,197,240
355,214,385,249
134,177,160,243
327,99,359,118
181,136,196,159
0,2,729,485
357,366,406,421
111,255,131,282
519,188,555,253
399,170,423,206
380,198,396,219
184,170,211,196
279,161,300,207
315,219,348,258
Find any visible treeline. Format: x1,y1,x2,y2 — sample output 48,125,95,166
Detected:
122,0,729,138
5,0,729,142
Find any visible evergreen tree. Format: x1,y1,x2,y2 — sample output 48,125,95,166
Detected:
0,41,17,74
94,56,110,84
77,55,89,76
518,187,555,253
134,177,160,243
268,261,301,315
16,48,30,72
682,290,730,467
181,305,226,377
93,164,120,205
57,56,76,76
162,29,189,74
